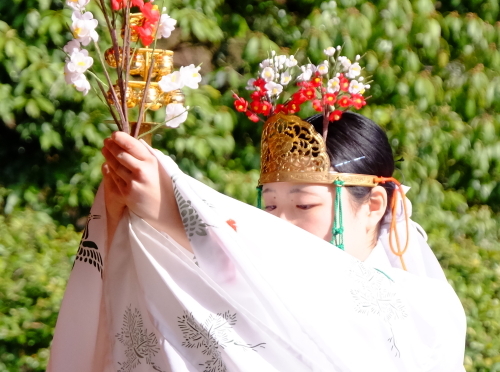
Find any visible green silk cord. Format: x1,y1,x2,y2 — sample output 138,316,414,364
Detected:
331,180,345,250
256,185,263,209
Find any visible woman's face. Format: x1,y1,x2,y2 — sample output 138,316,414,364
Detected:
262,182,377,260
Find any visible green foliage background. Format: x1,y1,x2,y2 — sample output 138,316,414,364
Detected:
1,0,500,370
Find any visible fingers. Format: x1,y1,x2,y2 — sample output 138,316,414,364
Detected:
102,163,127,221
102,163,126,194
104,137,144,172
102,146,134,183
112,131,150,162
109,167,128,194
102,162,121,199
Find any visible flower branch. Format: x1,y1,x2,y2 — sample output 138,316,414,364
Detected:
233,47,369,139
63,0,196,139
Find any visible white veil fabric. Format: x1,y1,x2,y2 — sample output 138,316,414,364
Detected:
48,150,466,372
377,186,448,281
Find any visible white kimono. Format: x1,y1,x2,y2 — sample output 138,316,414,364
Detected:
48,149,466,372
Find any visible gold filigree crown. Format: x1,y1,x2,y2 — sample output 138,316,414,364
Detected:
258,113,378,187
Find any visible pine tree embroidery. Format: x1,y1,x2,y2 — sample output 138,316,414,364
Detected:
115,306,165,372
349,260,407,357
173,182,208,240
178,311,266,372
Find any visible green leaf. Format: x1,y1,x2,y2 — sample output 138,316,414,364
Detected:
25,99,40,118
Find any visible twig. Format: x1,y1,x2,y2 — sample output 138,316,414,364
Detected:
95,77,123,131
96,0,128,133
322,106,329,140
133,29,162,138
119,1,131,130
93,41,126,128
138,109,189,138
87,70,109,88
133,0,168,138
100,0,127,133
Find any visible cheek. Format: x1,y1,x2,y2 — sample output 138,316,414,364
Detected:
295,207,334,240
341,203,367,248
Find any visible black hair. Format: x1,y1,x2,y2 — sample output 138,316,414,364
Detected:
306,112,395,211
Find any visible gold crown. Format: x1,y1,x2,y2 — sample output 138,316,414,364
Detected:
258,113,379,187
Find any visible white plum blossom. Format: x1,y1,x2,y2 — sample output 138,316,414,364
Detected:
261,66,275,82
317,61,329,75
297,64,315,81
71,11,99,46
179,64,202,89
165,103,188,128
158,71,183,92
158,14,176,39
66,0,90,11
73,73,91,95
66,49,93,74
348,79,365,94
63,39,81,54
286,55,298,67
64,64,79,84
337,56,351,71
259,59,272,68
280,71,292,85
275,55,287,68
297,70,312,81
265,81,283,97
327,77,341,93
159,64,201,92
64,48,92,96
324,46,336,56
245,78,256,90
346,62,361,78
304,63,317,73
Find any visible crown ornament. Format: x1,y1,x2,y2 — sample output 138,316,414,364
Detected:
233,48,374,186
259,113,378,186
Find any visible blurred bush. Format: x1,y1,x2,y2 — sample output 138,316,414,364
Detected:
1,0,500,370
0,204,80,372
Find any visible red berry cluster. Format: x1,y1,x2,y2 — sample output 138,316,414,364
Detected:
233,72,366,123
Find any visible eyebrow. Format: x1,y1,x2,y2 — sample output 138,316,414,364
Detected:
290,188,315,195
262,187,315,195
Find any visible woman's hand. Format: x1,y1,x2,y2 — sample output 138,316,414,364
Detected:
101,131,191,252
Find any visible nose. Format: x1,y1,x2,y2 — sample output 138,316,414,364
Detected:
277,211,295,226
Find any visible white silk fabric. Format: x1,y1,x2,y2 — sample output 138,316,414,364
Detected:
48,150,466,372
377,186,448,281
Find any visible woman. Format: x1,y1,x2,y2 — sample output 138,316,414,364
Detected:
49,112,465,372
261,112,395,262
102,112,445,276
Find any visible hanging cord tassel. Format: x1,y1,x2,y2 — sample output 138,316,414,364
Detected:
256,185,263,209
330,180,345,250
374,176,410,270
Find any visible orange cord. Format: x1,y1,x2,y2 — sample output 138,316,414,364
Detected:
374,177,410,271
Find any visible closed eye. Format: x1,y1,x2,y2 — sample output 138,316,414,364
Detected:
296,204,317,210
